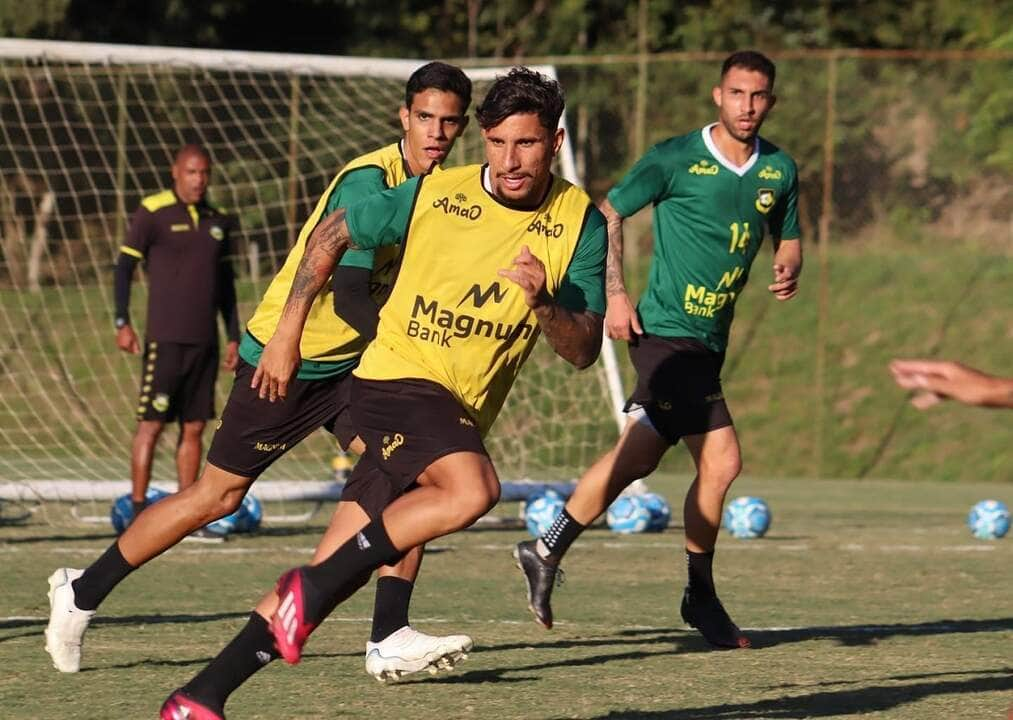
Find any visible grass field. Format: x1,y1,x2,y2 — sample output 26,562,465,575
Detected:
1,474,1010,719
3,235,1010,485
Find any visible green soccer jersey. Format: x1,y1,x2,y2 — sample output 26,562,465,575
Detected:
241,142,414,379
608,124,801,352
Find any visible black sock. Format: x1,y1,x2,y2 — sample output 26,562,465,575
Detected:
131,499,147,518
370,576,413,643
181,612,279,714
302,518,402,623
72,541,135,611
686,549,716,597
540,508,585,559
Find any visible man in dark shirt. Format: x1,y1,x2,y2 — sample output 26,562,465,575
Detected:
113,144,239,530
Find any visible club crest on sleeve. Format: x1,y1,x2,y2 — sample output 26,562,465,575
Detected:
755,188,776,214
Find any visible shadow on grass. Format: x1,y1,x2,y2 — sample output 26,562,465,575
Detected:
545,669,1013,719
0,532,119,544
410,617,1013,685
0,610,251,646
613,618,1013,650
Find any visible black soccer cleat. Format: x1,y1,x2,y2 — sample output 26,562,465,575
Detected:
680,586,751,649
513,540,563,629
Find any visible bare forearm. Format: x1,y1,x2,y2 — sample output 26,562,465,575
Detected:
533,305,603,369
774,238,802,275
982,377,1013,408
600,198,628,297
278,209,352,335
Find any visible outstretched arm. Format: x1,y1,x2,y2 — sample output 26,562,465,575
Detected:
889,359,1013,409
499,245,602,369
253,209,354,400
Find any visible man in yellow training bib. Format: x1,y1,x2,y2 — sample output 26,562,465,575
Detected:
47,64,476,699
162,68,606,714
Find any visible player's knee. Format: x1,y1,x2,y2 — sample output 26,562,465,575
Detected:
700,453,741,491
448,476,499,527
179,422,205,442
134,421,163,445
215,487,245,517
623,456,662,482
192,471,246,520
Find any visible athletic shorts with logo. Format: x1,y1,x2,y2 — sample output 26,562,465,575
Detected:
136,340,218,422
206,359,357,478
349,377,488,503
624,335,733,443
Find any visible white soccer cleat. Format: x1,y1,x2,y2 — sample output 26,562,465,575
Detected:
45,568,95,673
364,626,473,683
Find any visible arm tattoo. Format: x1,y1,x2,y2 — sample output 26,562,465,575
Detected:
280,209,351,323
603,205,627,297
533,304,603,369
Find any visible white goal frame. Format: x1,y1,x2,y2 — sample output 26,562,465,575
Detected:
0,39,627,503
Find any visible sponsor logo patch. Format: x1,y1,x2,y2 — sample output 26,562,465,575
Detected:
689,159,719,176
209,225,225,241
381,433,405,460
758,165,782,180
152,393,170,413
527,213,564,238
458,282,507,308
433,193,483,220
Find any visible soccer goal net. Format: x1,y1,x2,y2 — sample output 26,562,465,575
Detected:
0,39,626,511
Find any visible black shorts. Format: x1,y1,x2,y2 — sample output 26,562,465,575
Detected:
206,359,357,478
624,335,733,443
136,340,217,423
340,454,416,519
351,377,488,494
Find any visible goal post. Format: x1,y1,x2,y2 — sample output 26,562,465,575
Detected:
0,39,626,508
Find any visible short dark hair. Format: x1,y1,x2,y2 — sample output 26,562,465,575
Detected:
721,51,776,87
405,61,472,112
174,143,210,164
475,67,564,132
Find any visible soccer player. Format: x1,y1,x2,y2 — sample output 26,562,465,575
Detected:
890,359,1013,409
45,62,474,682
113,144,239,538
160,67,606,719
513,50,803,649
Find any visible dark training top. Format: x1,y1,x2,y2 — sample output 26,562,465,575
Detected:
115,189,240,345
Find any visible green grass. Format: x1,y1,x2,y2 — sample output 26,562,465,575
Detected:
2,236,1011,482
1,475,1010,719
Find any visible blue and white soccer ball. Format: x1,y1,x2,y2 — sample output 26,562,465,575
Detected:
723,496,771,539
967,499,1010,540
640,492,672,532
523,491,566,538
233,493,263,533
110,487,170,534
205,493,265,537
204,511,238,536
606,495,652,534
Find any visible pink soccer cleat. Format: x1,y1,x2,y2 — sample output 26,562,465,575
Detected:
270,568,319,664
160,689,224,720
